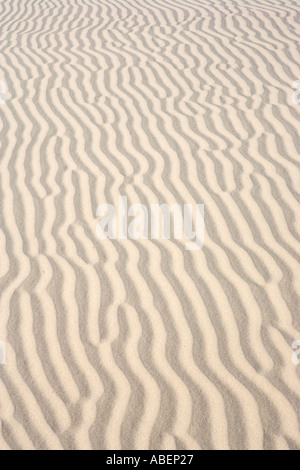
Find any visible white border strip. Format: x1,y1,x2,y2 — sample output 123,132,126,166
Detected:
0,80,6,104
0,341,6,365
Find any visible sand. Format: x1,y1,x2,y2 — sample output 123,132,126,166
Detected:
0,0,300,450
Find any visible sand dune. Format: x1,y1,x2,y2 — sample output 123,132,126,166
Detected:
0,0,300,450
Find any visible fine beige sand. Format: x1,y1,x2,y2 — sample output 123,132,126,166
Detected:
0,0,300,451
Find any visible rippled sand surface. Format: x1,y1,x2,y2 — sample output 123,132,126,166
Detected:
0,0,300,450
